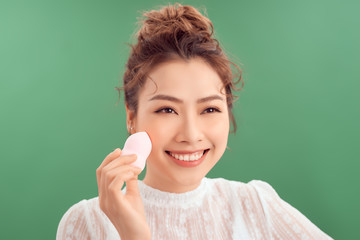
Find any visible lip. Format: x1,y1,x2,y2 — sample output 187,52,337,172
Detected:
166,149,205,154
165,149,209,168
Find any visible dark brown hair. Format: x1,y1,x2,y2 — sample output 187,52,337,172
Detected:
116,3,243,132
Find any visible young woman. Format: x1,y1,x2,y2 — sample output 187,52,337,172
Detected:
57,3,333,240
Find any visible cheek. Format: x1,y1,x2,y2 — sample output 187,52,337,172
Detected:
206,115,229,150
137,116,176,152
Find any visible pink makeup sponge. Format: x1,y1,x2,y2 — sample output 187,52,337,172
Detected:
121,132,152,171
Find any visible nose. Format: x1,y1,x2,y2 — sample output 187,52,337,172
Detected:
175,113,204,144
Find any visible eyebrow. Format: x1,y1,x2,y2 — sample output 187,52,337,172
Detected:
149,94,224,103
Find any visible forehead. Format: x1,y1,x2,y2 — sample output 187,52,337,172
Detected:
139,58,225,98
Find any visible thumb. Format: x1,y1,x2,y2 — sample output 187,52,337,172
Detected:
125,175,141,197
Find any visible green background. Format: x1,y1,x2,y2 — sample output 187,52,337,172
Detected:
1,0,358,239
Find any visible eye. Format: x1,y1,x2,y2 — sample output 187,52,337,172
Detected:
155,107,177,114
202,107,221,114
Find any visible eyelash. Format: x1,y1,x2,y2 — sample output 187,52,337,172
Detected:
155,107,177,114
203,107,221,114
155,107,221,114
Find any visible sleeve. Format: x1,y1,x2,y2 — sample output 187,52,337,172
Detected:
56,200,94,240
249,180,333,240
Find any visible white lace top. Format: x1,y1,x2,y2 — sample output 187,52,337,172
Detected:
56,178,333,240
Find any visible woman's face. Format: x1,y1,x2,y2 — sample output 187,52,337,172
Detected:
127,58,230,193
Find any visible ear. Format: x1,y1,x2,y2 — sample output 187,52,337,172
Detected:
125,105,136,133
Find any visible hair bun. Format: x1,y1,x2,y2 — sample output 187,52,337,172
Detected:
138,3,214,43
121,3,243,133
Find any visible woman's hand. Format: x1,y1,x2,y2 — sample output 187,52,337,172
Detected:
96,148,151,240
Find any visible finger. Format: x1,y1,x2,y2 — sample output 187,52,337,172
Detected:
97,148,122,183
98,148,122,170
108,171,135,199
102,165,141,196
103,165,141,187
125,176,141,197
99,168,128,205
98,148,121,209
97,155,138,199
101,154,138,174
97,150,136,184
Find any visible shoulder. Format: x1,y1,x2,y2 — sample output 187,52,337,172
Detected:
56,197,118,240
56,198,90,239
205,178,276,234
204,178,333,239
247,180,278,195
204,178,281,215
205,177,277,198
59,197,103,221
57,198,91,228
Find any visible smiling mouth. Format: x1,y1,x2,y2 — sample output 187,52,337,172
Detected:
165,149,209,162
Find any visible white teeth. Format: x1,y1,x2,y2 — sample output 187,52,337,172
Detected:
169,151,204,161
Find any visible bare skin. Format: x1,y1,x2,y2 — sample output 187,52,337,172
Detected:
96,58,229,239
96,148,151,240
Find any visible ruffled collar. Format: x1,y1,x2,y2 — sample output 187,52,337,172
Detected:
137,178,209,209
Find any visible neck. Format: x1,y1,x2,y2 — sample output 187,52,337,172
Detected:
142,172,202,193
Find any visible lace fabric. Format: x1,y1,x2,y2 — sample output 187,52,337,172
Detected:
56,178,333,240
